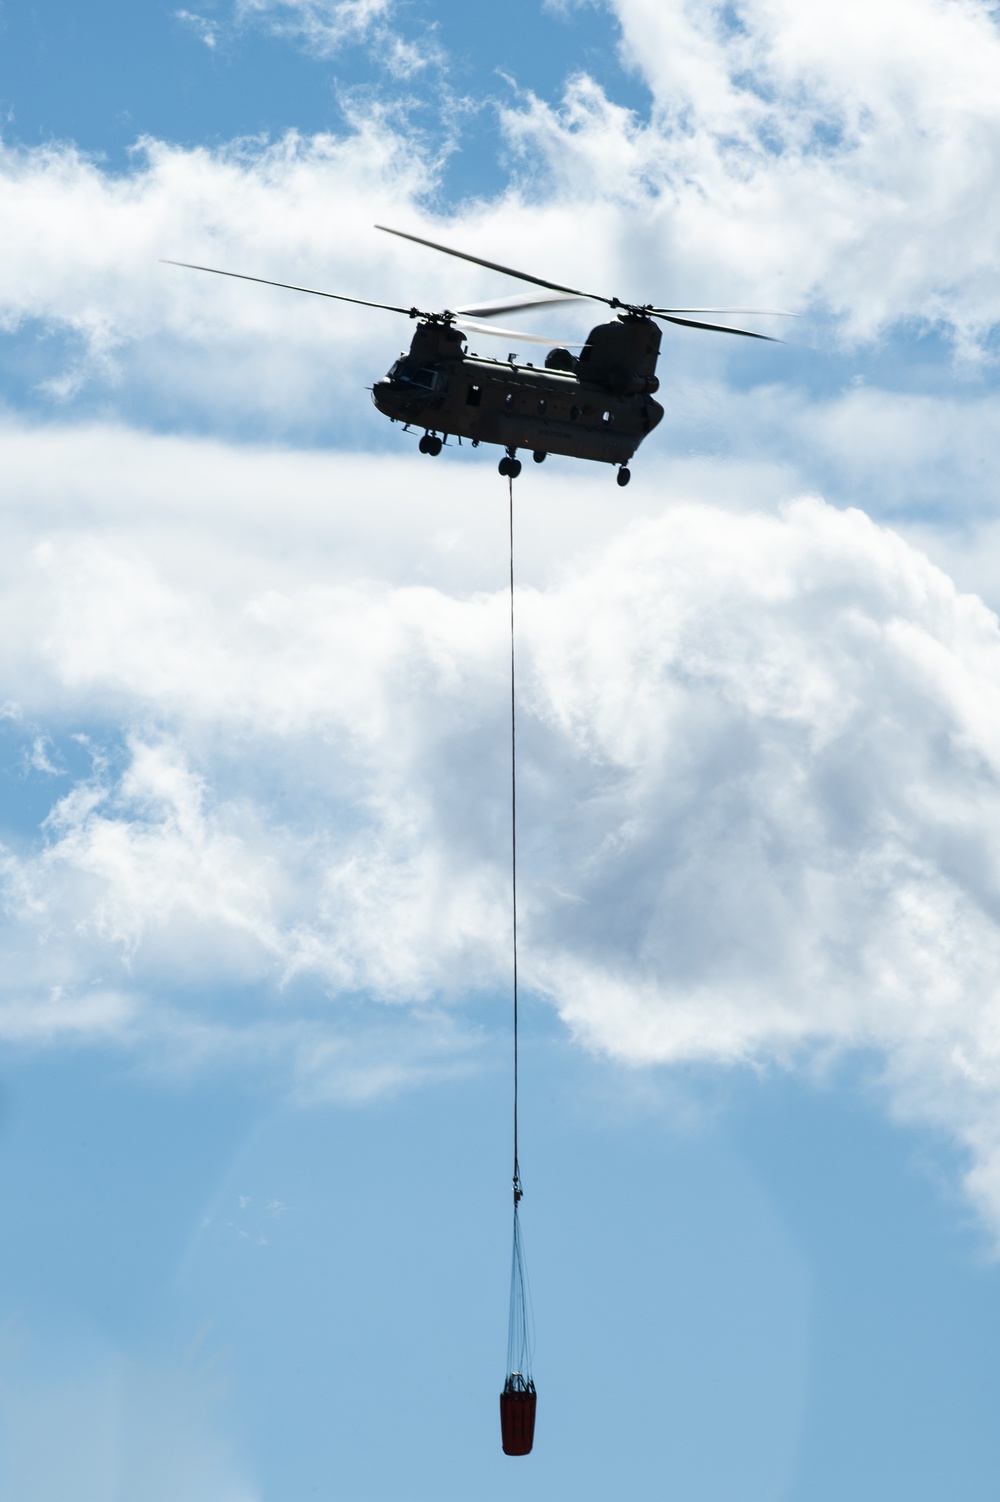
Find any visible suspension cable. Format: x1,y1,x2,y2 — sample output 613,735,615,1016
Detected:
503,469,534,1405
509,472,521,1209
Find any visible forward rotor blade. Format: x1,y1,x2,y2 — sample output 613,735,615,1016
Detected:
655,312,781,341
455,318,585,346
160,260,416,317
454,292,589,318
163,253,780,345
376,224,610,305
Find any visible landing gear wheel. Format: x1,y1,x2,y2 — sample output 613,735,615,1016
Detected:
509,459,522,479
419,433,431,454
427,436,443,456
616,466,631,487
532,451,546,464
498,457,510,477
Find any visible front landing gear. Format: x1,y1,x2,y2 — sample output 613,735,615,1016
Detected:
419,432,443,456
616,466,631,487
499,450,522,479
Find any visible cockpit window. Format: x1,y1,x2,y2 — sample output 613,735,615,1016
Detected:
389,363,440,390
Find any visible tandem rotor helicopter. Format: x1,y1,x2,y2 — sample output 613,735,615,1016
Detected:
164,225,789,486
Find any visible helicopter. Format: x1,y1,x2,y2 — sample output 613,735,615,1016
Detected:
163,225,787,486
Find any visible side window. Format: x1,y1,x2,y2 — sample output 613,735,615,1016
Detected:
466,384,482,407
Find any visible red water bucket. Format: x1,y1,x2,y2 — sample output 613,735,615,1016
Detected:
500,1383,537,1456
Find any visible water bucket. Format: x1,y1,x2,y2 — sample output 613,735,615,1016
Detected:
500,1381,536,1456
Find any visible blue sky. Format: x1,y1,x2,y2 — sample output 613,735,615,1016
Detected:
4,1,1000,1498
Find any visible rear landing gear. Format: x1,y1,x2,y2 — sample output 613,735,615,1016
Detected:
419,433,443,456
499,452,522,479
617,466,631,487
532,451,546,464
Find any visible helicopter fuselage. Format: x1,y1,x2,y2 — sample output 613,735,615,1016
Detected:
165,224,779,483
372,312,665,468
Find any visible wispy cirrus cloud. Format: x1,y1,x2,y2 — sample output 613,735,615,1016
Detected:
174,9,223,49
175,0,443,76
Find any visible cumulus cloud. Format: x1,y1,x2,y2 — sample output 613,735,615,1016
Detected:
657,377,1000,539
5,0,1000,432
500,0,1000,347
4,0,1000,1239
3,421,1000,1224
0,125,447,428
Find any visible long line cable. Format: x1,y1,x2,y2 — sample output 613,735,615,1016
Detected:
509,472,521,1210
505,470,533,1387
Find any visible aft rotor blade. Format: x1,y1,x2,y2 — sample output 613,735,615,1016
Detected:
455,318,585,346
652,307,798,317
655,311,781,341
376,224,610,305
160,260,416,317
454,292,589,318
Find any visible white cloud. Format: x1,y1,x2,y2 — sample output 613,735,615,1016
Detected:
653,377,1000,544
211,0,443,76
0,126,444,424
6,0,1000,431
3,422,1000,1225
5,0,1000,1236
236,0,393,52
498,0,1000,348
174,10,222,49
